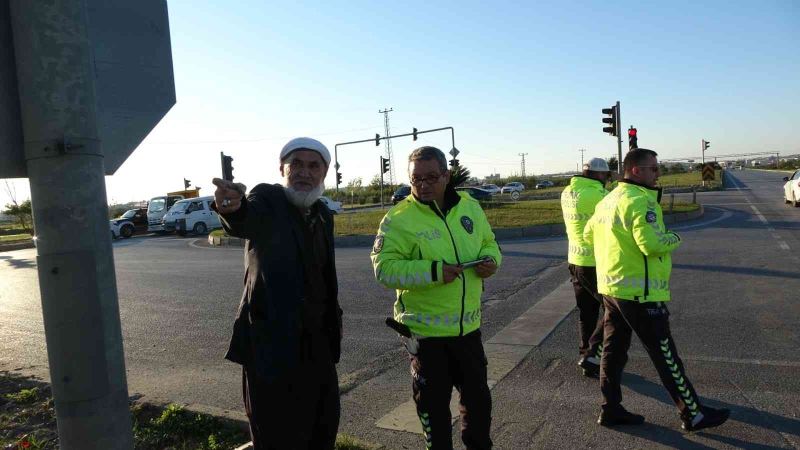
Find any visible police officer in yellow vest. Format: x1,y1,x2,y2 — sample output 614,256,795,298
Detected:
371,146,502,450
584,148,730,432
561,157,611,378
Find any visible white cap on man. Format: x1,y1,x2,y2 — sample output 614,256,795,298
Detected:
279,137,331,167
583,157,610,172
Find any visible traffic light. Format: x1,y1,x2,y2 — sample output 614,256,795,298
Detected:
602,106,618,136
220,152,234,181
449,159,459,168
628,126,638,150
381,157,390,174
702,140,711,152
412,127,418,141
183,178,191,189
375,133,381,146
336,172,342,186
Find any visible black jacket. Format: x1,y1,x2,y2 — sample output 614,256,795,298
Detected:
216,184,342,381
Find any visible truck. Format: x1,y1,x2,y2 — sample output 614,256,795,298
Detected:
146,188,200,232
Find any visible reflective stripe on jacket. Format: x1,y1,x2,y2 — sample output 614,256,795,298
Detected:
584,180,680,302
561,176,608,266
371,191,502,337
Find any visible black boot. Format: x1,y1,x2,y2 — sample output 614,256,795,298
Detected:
682,407,730,432
597,407,645,427
578,356,600,378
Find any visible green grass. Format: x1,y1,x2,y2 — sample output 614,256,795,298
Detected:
331,199,699,236
1,371,375,450
657,170,722,189
0,234,31,243
209,229,225,238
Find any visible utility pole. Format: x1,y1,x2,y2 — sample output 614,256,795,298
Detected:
518,153,529,178
379,108,395,186
9,1,133,447
579,148,586,168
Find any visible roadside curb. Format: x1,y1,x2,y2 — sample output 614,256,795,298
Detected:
208,205,705,249
0,240,35,252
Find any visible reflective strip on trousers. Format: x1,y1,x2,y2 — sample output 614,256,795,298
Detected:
601,275,669,291
402,308,482,328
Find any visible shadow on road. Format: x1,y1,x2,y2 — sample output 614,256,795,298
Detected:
1,255,35,270
673,263,800,280
621,373,799,445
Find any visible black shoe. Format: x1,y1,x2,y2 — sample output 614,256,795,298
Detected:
597,407,645,427
578,357,600,378
682,407,730,432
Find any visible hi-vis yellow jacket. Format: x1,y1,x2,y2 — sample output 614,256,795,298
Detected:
584,180,681,302
561,176,608,267
371,190,502,337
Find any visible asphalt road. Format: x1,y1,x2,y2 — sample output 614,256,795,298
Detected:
1,169,798,449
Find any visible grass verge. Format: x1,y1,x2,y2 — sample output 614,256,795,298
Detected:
1,371,374,450
332,199,699,236
657,170,722,189
0,234,31,243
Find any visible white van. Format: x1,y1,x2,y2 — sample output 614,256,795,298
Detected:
161,196,221,235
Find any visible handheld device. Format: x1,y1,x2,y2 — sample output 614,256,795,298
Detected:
459,256,493,269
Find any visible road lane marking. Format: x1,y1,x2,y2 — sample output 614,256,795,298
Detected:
750,205,769,224
729,174,792,251
672,207,732,230
376,280,576,434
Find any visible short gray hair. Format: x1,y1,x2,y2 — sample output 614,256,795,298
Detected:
408,146,447,173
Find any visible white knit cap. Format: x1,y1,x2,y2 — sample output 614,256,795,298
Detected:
583,157,610,172
279,137,331,167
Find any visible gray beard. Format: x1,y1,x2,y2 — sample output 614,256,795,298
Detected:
284,182,324,209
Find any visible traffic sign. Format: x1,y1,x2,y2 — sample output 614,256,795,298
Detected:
0,0,175,178
702,164,715,181
450,147,460,157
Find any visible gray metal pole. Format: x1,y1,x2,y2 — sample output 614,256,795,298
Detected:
9,1,133,448
701,139,706,188
616,101,622,175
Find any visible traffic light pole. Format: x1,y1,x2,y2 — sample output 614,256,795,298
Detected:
616,101,622,175
9,1,134,448
379,157,384,209
334,126,457,191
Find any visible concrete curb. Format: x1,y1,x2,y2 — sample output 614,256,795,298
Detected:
208,205,704,249
0,240,35,252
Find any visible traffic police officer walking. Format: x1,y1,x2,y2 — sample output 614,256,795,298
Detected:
584,148,730,431
371,146,502,449
561,157,611,377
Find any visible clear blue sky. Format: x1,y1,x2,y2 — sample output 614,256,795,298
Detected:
2,0,798,205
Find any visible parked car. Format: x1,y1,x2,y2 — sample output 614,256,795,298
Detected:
392,185,411,204
480,184,501,195
501,182,525,194
161,196,221,235
319,196,344,214
456,187,494,201
783,170,800,207
535,180,555,190
109,208,147,239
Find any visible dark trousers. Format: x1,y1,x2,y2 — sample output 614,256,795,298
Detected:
410,329,492,450
600,296,703,421
242,354,340,450
568,264,604,359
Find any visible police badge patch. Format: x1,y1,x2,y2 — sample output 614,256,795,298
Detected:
373,235,384,253
645,210,657,223
461,216,474,234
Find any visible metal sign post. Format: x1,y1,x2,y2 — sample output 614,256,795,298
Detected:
3,1,175,448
